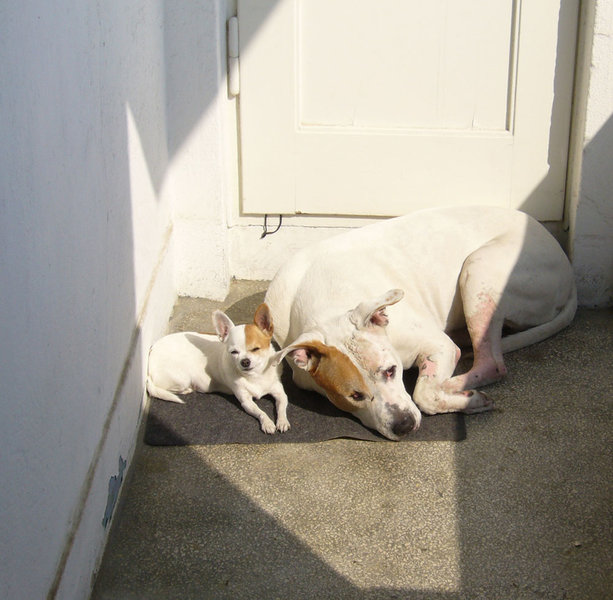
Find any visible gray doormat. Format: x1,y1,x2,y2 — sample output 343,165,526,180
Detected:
144,367,466,445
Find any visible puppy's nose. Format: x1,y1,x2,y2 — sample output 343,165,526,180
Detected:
240,358,251,369
391,413,418,437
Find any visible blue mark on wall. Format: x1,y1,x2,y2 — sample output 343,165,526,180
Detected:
102,455,127,528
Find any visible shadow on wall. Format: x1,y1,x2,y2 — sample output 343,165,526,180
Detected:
519,0,578,219
572,113,613,306
162,0,278,167
164,0,225,160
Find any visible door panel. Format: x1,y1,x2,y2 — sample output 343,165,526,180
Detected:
299,1,512,131
238,0,578,219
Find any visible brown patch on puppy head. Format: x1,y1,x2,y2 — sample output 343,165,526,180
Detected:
245,303,273,352
290,340,370,413
245,324,272,352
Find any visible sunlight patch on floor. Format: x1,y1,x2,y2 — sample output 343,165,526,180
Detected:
195,439,461,592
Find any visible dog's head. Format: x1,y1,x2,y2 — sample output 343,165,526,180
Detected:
213,303,274,375
277,289,421,440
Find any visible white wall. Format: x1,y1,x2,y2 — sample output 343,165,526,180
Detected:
0,0,234,596
569,0,613,307
165,0,231,301
0,2,178,598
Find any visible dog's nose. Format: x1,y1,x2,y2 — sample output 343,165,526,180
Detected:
391,413,419,437
240,358,251,369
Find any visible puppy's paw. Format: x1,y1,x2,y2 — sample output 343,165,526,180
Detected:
276,418,291,433
260,416,277,434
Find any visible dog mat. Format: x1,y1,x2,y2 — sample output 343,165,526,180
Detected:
144,367,466,445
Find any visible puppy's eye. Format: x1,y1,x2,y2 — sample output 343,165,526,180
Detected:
350,391,366,401
230,350,239,355
250,347,261,352
383,366,397,380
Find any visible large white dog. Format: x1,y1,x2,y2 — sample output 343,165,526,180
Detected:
267,206,577,440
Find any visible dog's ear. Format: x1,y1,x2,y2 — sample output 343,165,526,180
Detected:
348,289,404,330
287,345,322,371
213,310,234,342
253,303,273,337
275,339,328,372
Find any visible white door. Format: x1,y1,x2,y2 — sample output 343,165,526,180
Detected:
237,0,578,220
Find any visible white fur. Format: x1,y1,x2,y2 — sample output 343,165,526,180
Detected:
266,206,577,440
146,306,290,434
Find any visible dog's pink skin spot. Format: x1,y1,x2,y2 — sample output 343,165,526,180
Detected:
419,358,437,378
444,290,508,393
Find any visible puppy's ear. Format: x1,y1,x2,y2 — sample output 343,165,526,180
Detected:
348,288,404,330
253,303,273,337
213,310,234,342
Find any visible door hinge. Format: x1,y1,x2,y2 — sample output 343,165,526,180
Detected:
227,16,239,97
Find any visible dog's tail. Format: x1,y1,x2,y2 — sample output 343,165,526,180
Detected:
501,284,577,354
146,376,186,404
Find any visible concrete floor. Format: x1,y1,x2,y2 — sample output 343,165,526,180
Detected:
91,280,613,600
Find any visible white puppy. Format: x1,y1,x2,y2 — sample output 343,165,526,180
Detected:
146,303,290,434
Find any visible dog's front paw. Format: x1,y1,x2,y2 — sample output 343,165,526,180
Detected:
461,390,494,414
276,418,291,433
260,416,277,434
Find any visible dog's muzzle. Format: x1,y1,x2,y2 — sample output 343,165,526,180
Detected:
391,412,420,437
387,402,421,437
240,358,252,370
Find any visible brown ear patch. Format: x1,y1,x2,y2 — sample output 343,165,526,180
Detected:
284,339,370,413
253,303,273,336
310,345,369,413
244,303,273,350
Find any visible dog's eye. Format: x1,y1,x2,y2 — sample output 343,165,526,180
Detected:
350,391,366,401
250,347,260,352
383,366,397,380
230,350,239,355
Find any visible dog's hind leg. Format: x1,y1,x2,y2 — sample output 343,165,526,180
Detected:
448,219,576,391
444,291,507,393
442,238,520,393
